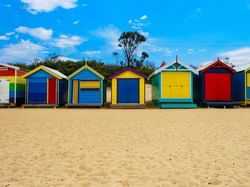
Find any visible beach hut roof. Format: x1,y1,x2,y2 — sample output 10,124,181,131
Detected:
148,60,198,79
199,59,236,73
23,65,67,79
108,67,147,80
67,64,104,80
234,64,250,72
0,63,21,70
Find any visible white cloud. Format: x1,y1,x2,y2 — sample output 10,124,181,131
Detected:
73,20,80,25
82,3,87,7
187,48,207,55
55,56,78,62
20,0,78,14
0,40,45,63
82,50,102,57
0,35,9,41
219,47,250,67
54,35,85,48
129,17,150,30
5,32,15,36
140,38,173,58
128,15,150,37
93,25,121,49
0,32,15,41
16,26,53,40
140,15,148,20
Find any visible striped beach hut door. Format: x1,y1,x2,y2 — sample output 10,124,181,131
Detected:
48,78,57,104
0,79,9,103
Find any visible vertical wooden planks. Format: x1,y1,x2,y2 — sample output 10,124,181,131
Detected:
73,80,79,104
0,79,10,103
48,78,57,104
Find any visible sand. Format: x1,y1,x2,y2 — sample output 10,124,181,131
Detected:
0,109,250,187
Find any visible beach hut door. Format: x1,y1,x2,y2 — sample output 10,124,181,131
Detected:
117,78,139,103
247,73,250,99
0,79,10,103
48,78,57,104
205,73,231,101
72,80,79,104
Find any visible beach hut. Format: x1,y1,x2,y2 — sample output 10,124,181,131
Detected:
0,63,26,106
66,64,106,107
233,65,250,106
199,59,238,107
148,60,199,108
109,67,147,108
23,65,67,107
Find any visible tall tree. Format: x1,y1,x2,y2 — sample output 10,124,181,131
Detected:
118,31,146,67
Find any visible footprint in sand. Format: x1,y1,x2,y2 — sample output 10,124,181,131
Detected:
208,177,222,185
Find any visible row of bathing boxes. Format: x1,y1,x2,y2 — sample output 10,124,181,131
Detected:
0,59,249,108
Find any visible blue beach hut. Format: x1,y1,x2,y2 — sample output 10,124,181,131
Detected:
23,65,67,107
233,65,250,106
67,64,106,107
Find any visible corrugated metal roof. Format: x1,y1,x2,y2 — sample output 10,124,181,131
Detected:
0,63,20,70
23,65,67,79
198,59,236,73
234,64,250,72
45,66,67,79
148,60,198,79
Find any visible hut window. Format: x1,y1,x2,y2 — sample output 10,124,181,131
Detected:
80,81,100,89
0,67,8,71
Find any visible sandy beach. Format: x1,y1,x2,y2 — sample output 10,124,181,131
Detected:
0,109,250,187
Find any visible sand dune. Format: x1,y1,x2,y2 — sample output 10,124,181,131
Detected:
0,109,250,187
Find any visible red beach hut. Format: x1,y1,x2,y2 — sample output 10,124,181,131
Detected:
199,59,239,107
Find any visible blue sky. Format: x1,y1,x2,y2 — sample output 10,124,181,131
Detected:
0,0,250,67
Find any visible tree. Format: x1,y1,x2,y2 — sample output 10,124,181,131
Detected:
46,53,61,62
112,51,126,66
118,31,147,67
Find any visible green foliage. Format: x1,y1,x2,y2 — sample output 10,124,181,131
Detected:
13,59,155,80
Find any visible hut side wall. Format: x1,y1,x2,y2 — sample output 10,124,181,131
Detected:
232,71,245,102
151,73,161,106
59,79,68,105
193,74,201,103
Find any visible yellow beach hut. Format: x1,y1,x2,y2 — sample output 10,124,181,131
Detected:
148,59,199,108
109,67,147,108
